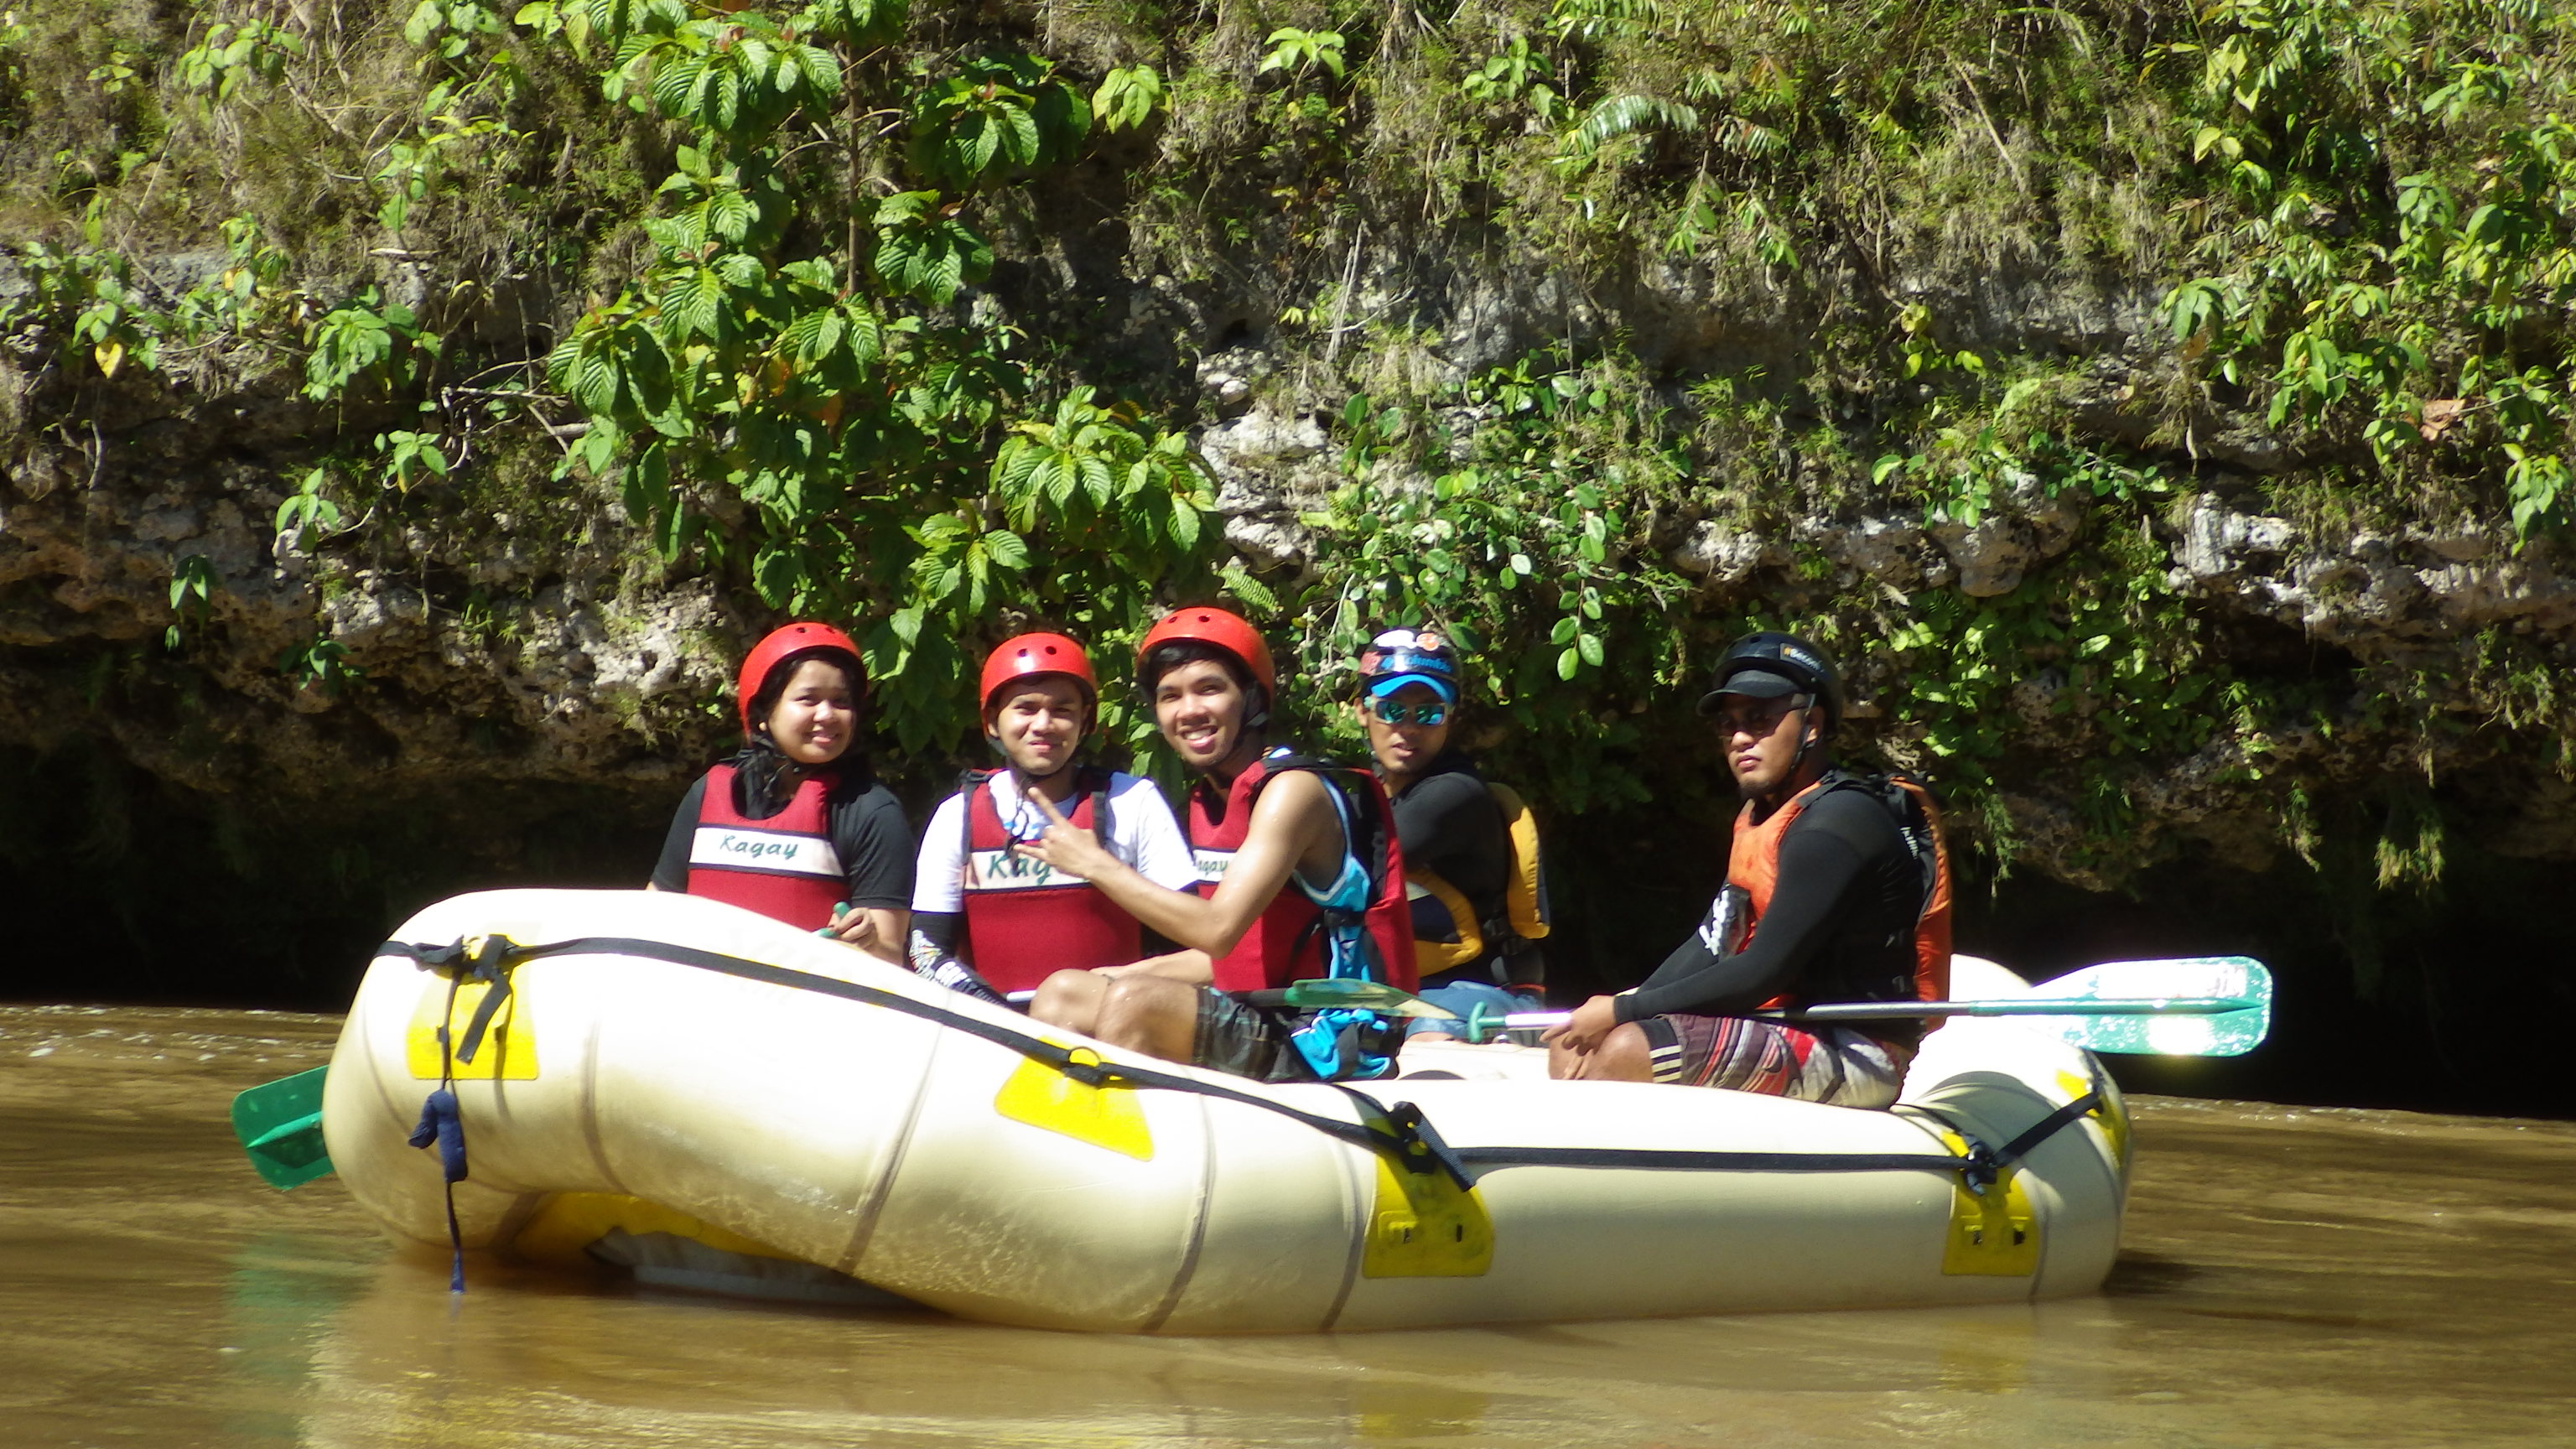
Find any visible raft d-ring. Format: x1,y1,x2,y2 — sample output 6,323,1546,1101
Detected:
1935,1127,2038,1277
405,974,538,1080
1361,1111,1493,1279
461,933,519,974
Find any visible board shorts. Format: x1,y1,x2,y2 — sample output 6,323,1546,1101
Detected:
1631,1013,1909,1109
1192,989,1401,1083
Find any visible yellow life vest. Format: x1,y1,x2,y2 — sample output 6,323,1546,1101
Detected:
1408,781,1551,978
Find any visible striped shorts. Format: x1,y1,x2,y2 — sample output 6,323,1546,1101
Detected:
1632,1013,1909,1109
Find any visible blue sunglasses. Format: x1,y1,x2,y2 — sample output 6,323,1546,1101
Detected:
1369,698,1449,726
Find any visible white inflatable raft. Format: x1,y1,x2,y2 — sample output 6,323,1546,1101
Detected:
324,888,2131,1333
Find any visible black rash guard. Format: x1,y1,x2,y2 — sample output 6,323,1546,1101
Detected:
1389,752,1512,986
1613,782,1924,1026
651,766,915,910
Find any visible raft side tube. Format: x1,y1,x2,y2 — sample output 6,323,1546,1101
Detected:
324,891,2128,1332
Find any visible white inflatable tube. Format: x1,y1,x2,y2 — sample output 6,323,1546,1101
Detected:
325,889,2129,1332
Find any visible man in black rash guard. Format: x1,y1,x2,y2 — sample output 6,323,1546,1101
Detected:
1608,786,1924,1029
1542,632,1950,1109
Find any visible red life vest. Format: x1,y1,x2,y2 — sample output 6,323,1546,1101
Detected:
1726,771,1952,1018
1187,751,1417,995
956,769,1140,994
683,763,847,930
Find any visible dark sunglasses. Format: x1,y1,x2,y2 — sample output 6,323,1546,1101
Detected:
1709,696,1808,735
1369,699,1449,726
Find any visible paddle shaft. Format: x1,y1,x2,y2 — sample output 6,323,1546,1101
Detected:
1501,995,2264,1031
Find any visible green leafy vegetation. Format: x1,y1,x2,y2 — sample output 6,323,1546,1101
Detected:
2,0,2571,957
1300,353,1694,813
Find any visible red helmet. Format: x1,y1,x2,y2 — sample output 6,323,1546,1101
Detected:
980,631,1097,711
735,622,865,735
1136,606,1276,693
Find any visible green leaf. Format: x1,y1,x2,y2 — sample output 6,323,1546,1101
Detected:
1220,564,1280,615
983,528,1031,570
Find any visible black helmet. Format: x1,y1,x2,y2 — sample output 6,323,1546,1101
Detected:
1696,631,1846,732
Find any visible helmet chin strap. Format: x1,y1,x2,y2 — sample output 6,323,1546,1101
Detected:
1756,700,1827,805
1789,700,1824,767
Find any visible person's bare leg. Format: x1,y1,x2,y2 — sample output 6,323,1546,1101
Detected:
1546,1036,1588,1078
1552,1023,1657,1081
1092,976,1202,1062
1029,969,1109,1036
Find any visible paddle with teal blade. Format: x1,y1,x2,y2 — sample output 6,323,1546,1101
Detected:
1271,978,1463,1019
231,1065,334,1190
1460,953,2278,1056
1994,956,2274,1058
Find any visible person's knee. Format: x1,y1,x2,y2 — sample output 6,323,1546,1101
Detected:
1093,976,1170,1042
1545,1037,1583,1079
1097,977,1197,1059
1554,1024,1654,1082
1028,969,1103,1031
1592,1023,1657,1081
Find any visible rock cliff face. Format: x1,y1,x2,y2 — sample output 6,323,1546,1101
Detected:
2,0,2572,1115
0,349,736,803
13,243,2567,860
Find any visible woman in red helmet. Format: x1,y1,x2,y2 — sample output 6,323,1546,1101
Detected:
1016,607,1415,1083
647,622,911,959
905,631,1200,1004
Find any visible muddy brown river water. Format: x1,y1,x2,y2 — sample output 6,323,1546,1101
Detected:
3,1003,2572,1447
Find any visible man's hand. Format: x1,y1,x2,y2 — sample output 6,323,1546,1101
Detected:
1540,994,1623,1055
1012,791,1124,883
823,903,878,951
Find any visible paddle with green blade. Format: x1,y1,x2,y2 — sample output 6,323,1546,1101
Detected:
1284,954,2275,1057
231,1065,334,1190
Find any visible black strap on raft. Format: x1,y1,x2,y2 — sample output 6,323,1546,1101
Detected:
376,935,2101,1193
1903,1090,2108,1195
378,934,1446,1167
394,932,536,1293
403,968,475,1293
402,934,520,1066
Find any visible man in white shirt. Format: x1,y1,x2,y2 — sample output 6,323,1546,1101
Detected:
906,632,1201,1002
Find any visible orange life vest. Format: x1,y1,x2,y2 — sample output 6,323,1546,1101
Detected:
1726,771,1952,1016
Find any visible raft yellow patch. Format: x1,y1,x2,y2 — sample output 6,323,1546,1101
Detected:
511,1192,788,1268
1361,1153,1493,1279
993,1048,1154,1160
1937,1130,2039,1276
2059,1069,2131,1170
405,979,537,1080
